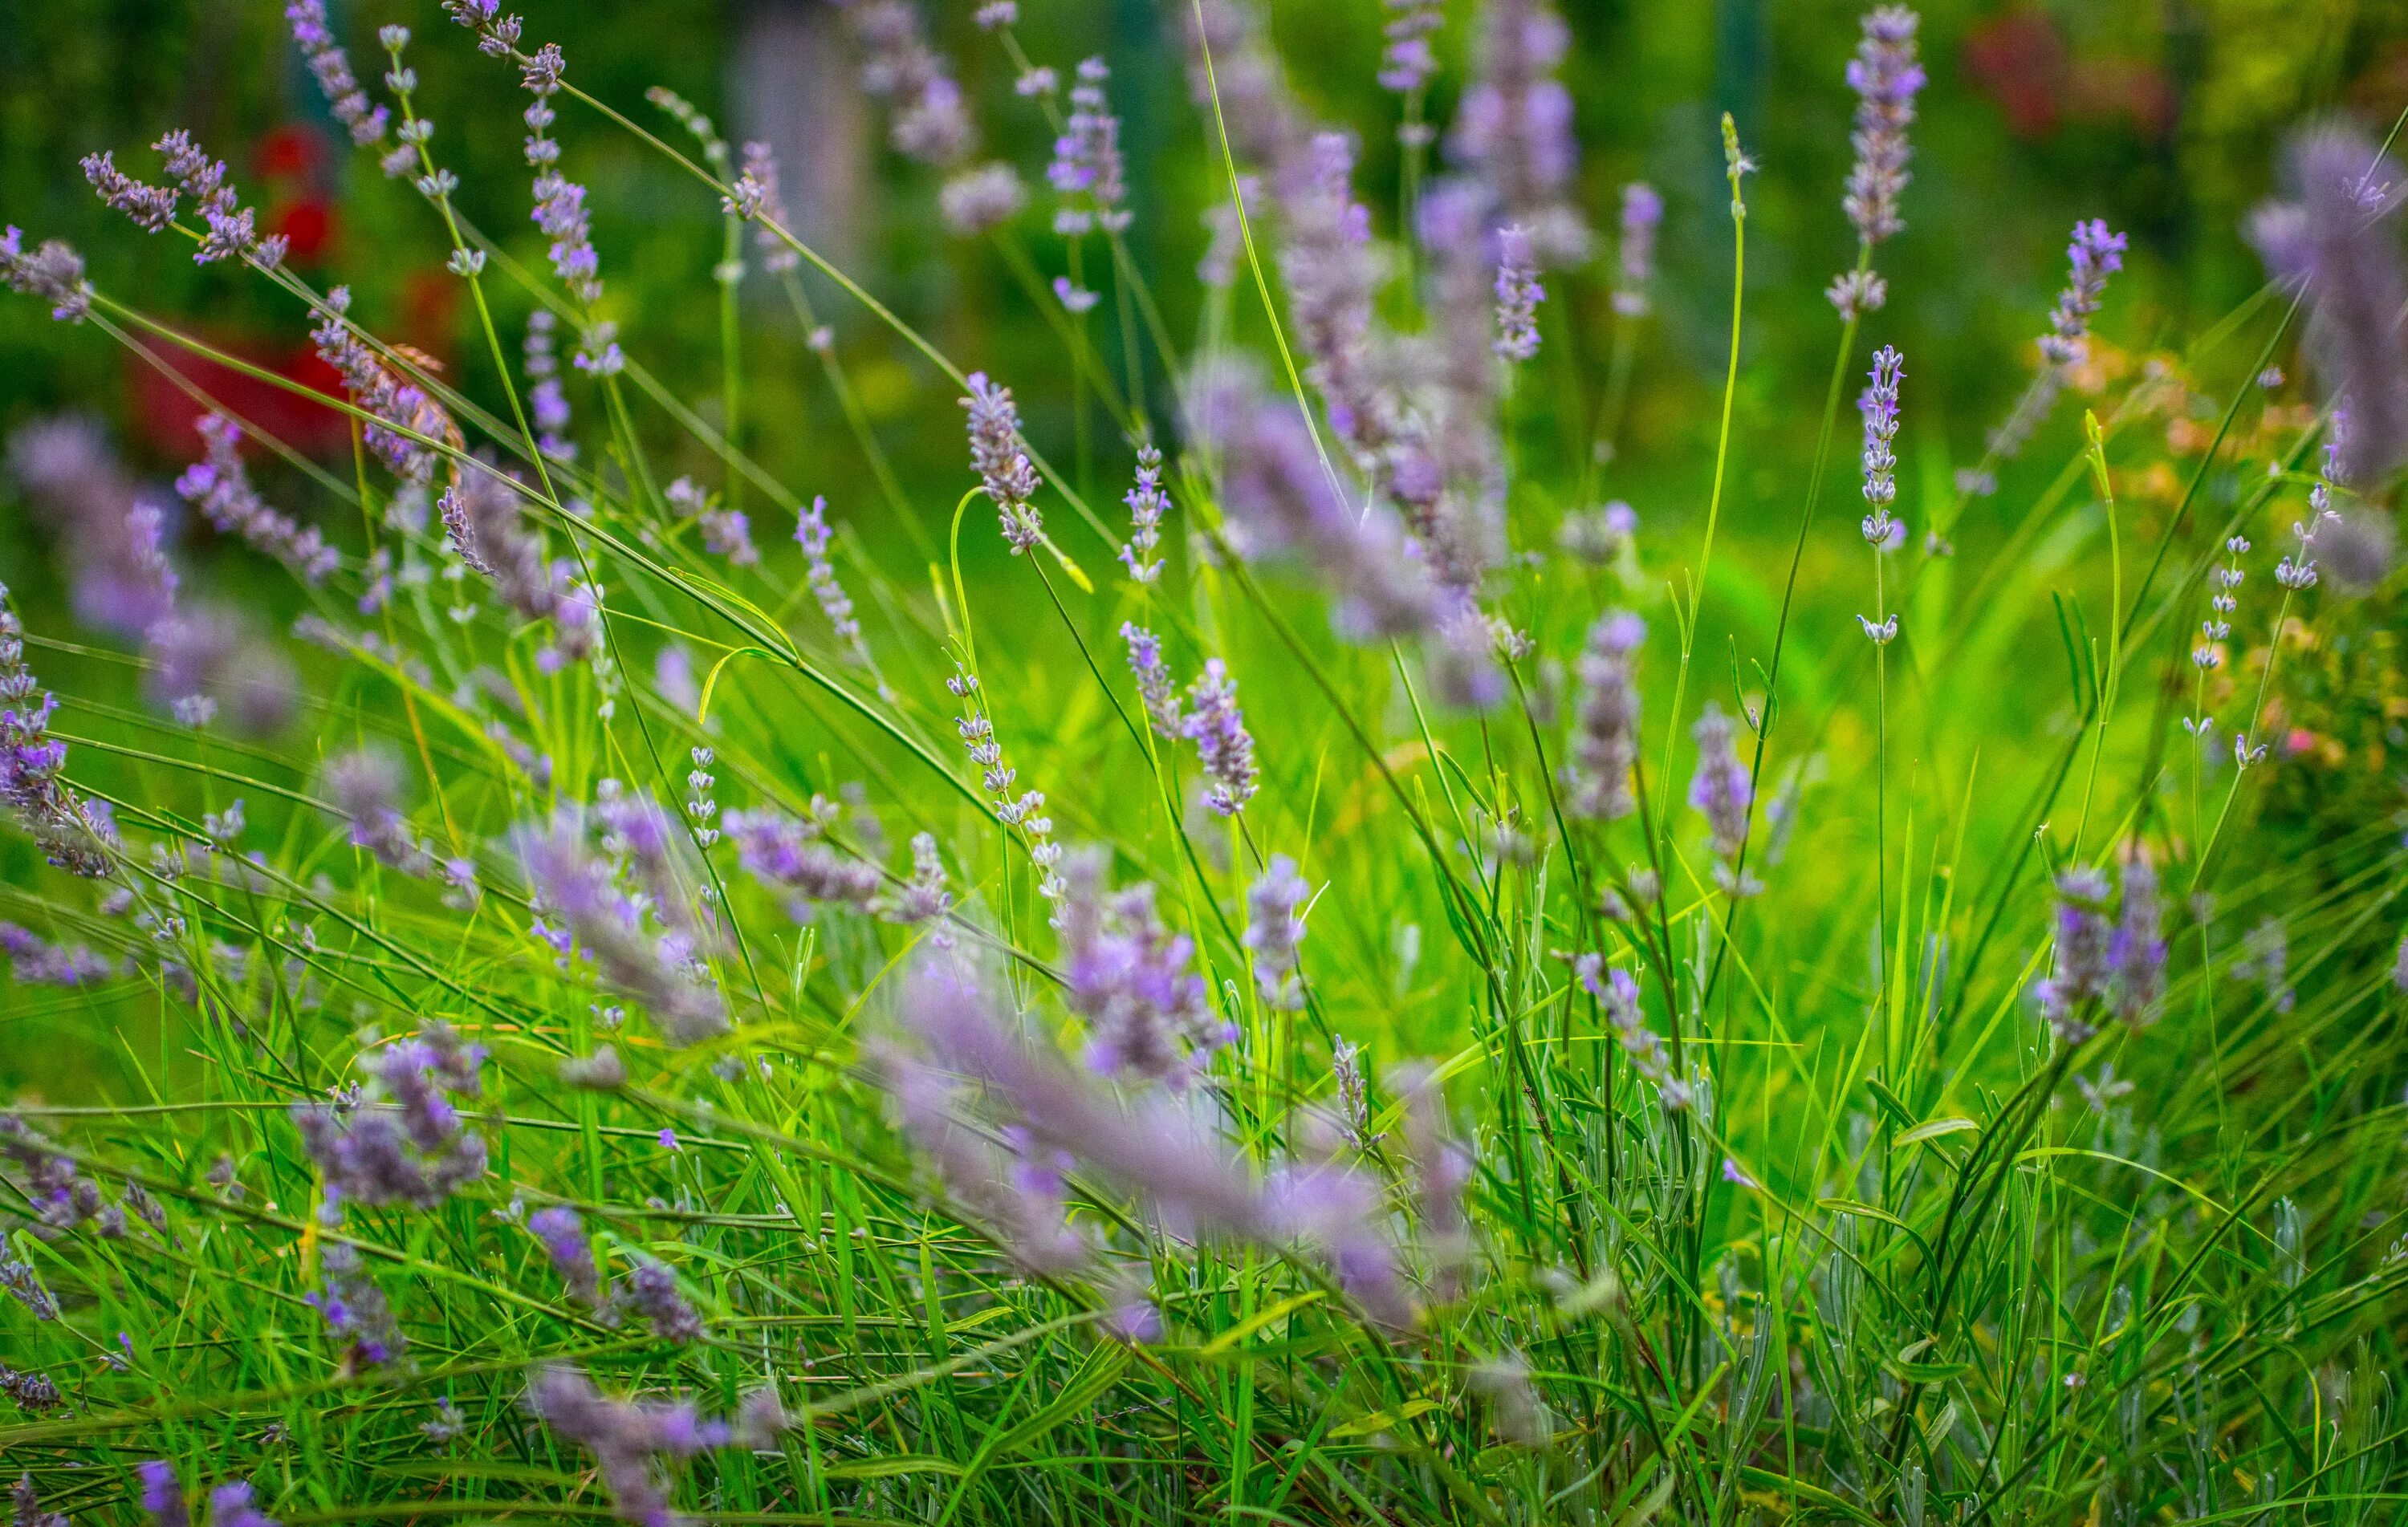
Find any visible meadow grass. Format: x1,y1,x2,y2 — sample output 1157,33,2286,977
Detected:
1,2,2406,1525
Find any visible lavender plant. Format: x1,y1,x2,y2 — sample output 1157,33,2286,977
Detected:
0,4,2404,1526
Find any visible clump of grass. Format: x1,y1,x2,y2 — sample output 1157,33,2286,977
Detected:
2,2,2406,1525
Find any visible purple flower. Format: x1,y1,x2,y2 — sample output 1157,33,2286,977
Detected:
144,605,299,735
6,1464,59,1521
1118,445,1169,585
1182,660,1258,816
152,131,286,268
79,151,180,233
523,310,578,463
515,808,728,1046
1565,611,1645,821
0,922,122,987
1841,7,1924,246
309,288,454,485
137,1463,188,1527
0,1369,62,1417
1263,1156,1416,1329
175,414,339,583
1492,225,1544,361
287,2,392,148
1120,623,1183,737
793,497,873,668
1613,182,1662,318
1393,1060,1471,1296
2250,125,2408,485
305,1238,405,1367
879,833,953,928
1190,362,1438,642
730,141,802,273
1243,856,1310,1011
0,592,117,877
207,1482,282,1527
1860,345,1905,543
1379,0,1445,94
1572,955,1690,1109
292,1021,488,1210
938,164,1027,237
839,0,976,168
1447,0,1588,263
2108,852,2165,1025
0,227,90,323
1057,850,1222,1086
665,477,759,567
1049,59,1130,234
2039,220,2128,368
2036,867,2113,1042
438,468,600,672
962,373,1044,553
525,1366,774,1527
528,1206,604,1308
627,1261,704,1343
723,803,882,912
1688,702,1752,862
322,748,433,875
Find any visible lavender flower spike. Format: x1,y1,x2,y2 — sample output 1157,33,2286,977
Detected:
1182,660,1259,816
152,131,287,267
1689,702,1751,861
1565,611,1645,822
1841,7,1924,247
526,1365,765,1527
962,373,1043,554
528,1206,604,1308
1380,0,1445,95
1613,183,1662,318
206,1483,283,1527
1493,225,1544,362
323,747,434,875
1244,856,1310,1011
80,152,179,233
176,415,340,582
2036,867,2113,1042
0,592,116,876
1058,849,1222,1086
1860,345,1906,546
1572,955,1690,1110
287,2,393,149
836,0,976,168
0,229,91,323
1119,444,1169,585
2040,220,2128,368
136,1460,189,1527
2250,125,2408,485
1450,0,1588,262
1121,623,1183,737
1190,362,1437,642
515,810,728,1046
794,497,872,667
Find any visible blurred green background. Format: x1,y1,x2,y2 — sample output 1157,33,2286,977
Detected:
5,0,2406,514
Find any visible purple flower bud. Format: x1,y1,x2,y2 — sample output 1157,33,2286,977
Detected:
528,1206,604,1308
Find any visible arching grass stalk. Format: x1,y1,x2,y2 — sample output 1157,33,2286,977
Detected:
1654,114,1751,873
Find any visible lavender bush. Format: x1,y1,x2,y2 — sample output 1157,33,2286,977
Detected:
1,2,2405,1524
